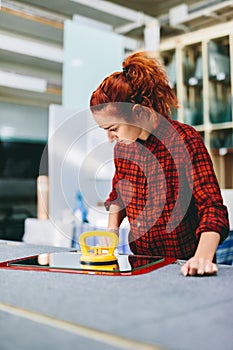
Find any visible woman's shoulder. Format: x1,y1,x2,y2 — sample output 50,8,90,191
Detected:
170,119,201,140
170,119,208,156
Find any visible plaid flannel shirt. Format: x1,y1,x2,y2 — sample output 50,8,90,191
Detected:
105,118,229,259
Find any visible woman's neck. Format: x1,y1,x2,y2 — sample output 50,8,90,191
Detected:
138,116,158,141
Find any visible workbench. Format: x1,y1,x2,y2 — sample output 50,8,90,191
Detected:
0,239,232,350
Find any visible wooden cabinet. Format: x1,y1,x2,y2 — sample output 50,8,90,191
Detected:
159,21,233,188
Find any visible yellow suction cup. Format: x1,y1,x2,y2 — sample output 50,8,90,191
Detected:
79,231,119,269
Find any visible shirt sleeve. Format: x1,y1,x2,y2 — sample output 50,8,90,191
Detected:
184,128,229,243
104,147,124,211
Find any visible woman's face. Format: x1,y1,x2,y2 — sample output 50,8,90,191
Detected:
93,105,150,144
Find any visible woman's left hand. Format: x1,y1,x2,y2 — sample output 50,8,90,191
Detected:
181,257,218,276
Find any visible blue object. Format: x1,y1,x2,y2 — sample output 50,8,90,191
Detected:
216,231,233,265
71,191,89,249
73,190,88,223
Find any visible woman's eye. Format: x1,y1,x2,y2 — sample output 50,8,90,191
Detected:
109,128,117,132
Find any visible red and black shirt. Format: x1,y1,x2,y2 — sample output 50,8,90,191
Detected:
105,117,229,259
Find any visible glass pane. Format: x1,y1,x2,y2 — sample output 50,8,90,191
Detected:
183,43,203,126
63,20,124,110
208,37,232,123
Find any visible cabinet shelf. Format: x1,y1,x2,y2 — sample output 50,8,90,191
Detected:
211,148,233,156
210,122,233,130
193,125,205,132
160,21,233,188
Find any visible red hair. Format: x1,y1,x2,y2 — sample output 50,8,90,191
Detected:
90,51,179,119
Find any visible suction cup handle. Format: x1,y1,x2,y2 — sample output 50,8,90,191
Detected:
79,231,119,256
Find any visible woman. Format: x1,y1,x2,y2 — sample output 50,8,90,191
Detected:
90,51,229,276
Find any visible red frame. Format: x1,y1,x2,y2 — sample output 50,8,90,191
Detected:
0,254,176,276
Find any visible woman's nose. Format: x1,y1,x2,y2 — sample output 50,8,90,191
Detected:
106,130,116,142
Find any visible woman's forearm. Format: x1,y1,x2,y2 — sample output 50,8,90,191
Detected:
107,204,126,232
194,231,220,260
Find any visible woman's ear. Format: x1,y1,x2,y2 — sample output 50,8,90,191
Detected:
132,104,148,120
132,104,142,116
132,104,158,129
132,104,153,122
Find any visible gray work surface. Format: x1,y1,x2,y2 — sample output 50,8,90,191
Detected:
0,240,233,350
